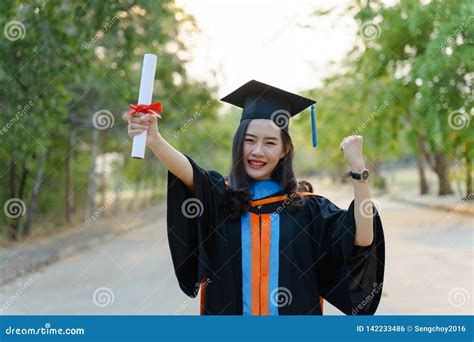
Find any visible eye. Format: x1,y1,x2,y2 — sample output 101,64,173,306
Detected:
245,138,254,143
266,142,276,145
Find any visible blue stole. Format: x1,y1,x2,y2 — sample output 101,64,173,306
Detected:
241,179,283,315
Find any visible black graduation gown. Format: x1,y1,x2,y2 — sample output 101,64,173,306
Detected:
167,154,385,315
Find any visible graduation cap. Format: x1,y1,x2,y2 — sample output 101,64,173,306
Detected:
220,80,318,147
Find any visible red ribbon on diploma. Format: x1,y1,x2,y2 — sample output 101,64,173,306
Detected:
128,102,162,118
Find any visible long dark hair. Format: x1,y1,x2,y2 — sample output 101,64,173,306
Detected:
224,119,313,219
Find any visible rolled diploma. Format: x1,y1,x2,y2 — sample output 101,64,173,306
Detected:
131,53,157,159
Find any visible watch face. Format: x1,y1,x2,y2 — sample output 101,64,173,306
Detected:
361,170,369,180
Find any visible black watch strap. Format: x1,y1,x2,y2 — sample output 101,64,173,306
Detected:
349,169,369,181
350,171,362,180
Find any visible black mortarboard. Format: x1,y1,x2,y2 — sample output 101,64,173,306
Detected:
220,80,319,147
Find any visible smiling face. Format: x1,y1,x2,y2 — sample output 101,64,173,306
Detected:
243,119,287,180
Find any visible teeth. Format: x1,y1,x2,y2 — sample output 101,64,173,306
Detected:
249,160,265,166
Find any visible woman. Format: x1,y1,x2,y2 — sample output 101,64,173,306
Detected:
126,80,385,315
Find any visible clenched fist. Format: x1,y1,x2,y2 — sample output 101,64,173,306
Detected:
340,135,365,172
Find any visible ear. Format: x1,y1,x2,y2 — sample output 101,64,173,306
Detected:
279,145,288,159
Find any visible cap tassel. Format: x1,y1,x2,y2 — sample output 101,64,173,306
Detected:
311,104,317,148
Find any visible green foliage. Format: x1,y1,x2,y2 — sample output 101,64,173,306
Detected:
0,1,222,238
312,0,473,188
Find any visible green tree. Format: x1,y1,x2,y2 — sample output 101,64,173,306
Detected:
0,1,220,241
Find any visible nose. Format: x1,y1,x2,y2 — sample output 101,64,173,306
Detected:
250,142,264,157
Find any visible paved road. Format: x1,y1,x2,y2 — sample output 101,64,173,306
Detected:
0,186,472,315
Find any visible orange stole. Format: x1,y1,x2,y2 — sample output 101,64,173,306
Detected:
199,191,324,315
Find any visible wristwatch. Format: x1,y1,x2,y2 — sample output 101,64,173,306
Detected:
349,169,369,181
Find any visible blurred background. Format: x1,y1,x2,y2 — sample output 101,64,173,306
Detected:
0,0,472,315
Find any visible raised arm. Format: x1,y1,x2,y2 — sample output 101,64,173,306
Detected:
126,113,194,191
340,135,374,247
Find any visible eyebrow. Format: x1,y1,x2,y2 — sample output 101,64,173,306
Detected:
245,133,278,141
